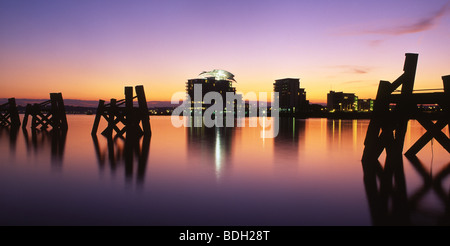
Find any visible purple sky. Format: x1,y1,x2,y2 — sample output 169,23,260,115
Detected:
1,0,449,103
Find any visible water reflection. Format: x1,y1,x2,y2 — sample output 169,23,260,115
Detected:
23,128,67,169
0,126,20,153
406,155,450,225
92,134,151,186
273,118,305,166
186,117,235,181
362,150,409,225
327,119,359,152
362,151,450,225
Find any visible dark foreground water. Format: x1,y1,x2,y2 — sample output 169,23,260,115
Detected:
0,116,449,226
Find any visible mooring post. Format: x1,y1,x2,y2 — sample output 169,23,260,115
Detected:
91,100,105,136
102,98,116,137
8,98,21,127
124,86,135,138
395,53,418,151
362,81,392,161
57,93,68,130
401,53,418,94
135,85,151,136
50,93,60,129
442,75,450,137
31,104,40,129
22,104,31,129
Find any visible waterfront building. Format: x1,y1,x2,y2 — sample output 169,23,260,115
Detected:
327,91,358,112
186,69,241,115
273,78,308,116
357,99,374,112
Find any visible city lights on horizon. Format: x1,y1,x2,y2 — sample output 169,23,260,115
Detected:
1,0,449,104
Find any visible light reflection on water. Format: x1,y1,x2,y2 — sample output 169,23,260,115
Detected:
0,115,448,225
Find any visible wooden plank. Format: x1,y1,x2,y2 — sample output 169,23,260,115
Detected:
390,92,446,104
418,119,450,153
405,119,448,156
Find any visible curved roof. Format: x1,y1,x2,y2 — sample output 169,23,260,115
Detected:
197,69,236,82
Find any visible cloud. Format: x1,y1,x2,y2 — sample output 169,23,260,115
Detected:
340,80,364,85
352,68,368,74
368,39,384,47
337,81,380,88
328,65,372,74
343,2,450,36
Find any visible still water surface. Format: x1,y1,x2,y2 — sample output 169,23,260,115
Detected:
0,116,448,225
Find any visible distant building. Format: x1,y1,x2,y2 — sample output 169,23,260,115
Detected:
327,91,358,112
186,69,241,114
273,78,308,116
357,99,374,112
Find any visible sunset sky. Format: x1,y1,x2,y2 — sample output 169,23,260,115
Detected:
1,0,449,104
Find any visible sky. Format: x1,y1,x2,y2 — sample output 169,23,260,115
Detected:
1,0,450,104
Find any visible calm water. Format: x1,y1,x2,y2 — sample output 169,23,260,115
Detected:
0,115,449,226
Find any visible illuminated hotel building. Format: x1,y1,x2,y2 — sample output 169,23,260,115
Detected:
327,91,358,112
273,78,308,116
357,99,374,112
186,69,242,115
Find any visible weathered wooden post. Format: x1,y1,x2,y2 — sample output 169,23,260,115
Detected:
124,86,137,138
362,81,392,161
91,100,105,136
22,104,32,130
394,53,418,151
444,75,450,137
102,98,117,137
135,85,152,137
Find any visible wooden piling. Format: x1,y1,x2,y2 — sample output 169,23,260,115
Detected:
91,100,105,136
135,85,151,137
362,81,392,161
363,54,450,159
92,85,151,138
21,92,68,130
0,98,21,128
444,75,450,136
9,98,21,127
124,86,135,137
395,53,418,151
102,98,116,137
